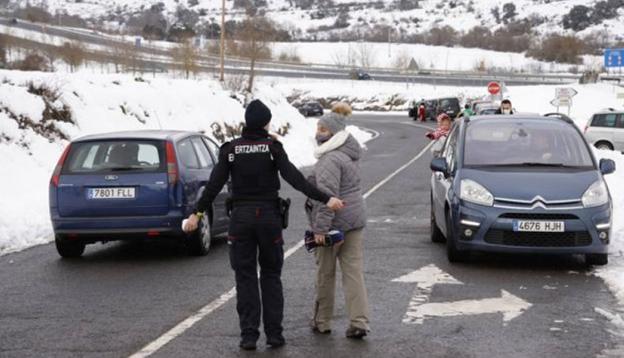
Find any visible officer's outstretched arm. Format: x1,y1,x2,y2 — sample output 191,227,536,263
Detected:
272,141,343,210
183,143,231,233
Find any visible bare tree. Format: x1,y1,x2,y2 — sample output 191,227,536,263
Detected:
356,42,375,69
108,41,127,73
59,41,86,72
237,15,274,92
331,44,357,68
392,49,411,71
171,39,199,79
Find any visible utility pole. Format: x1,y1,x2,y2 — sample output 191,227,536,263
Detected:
219,0,225,82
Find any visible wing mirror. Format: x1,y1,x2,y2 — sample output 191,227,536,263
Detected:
430,158,449,178
599,158,616,175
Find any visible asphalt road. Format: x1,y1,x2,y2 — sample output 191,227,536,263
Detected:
0,113,621,357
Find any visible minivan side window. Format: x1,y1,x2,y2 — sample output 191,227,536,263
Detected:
202,137,220,163
191,137,214,169
177,139,200,169
592,114,618,128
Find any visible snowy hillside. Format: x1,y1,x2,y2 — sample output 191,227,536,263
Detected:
4,0,624,42
0,69,372,255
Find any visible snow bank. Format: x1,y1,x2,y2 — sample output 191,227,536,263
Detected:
0,70,372,255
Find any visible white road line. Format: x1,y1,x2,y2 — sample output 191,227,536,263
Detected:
403,122,437,131
128,140,434,358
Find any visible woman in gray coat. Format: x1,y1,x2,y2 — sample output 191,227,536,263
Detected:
306,103,370,339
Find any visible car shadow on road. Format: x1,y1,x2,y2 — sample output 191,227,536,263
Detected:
67,236,229,264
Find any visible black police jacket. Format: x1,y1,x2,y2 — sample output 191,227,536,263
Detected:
194,127,330,213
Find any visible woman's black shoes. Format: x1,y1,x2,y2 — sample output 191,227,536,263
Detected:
345,326,367,339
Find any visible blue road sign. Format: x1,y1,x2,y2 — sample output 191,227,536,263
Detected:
604,48,624,68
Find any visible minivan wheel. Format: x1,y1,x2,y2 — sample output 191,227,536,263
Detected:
585,253,608,266
595,142,614,151
430,194,445,243
55,235,85,258
187,215,211,256
446,213,469,263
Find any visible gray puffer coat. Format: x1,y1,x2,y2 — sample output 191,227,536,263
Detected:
306,134,367,234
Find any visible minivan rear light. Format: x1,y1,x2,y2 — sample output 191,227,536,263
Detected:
166,141,179,185
51,143,72,187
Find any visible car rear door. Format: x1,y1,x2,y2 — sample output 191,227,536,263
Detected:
614,114,624,151
201,136,230,233
588,113,616,146
57,140,169,217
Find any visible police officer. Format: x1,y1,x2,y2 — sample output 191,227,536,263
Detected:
183,99,344,351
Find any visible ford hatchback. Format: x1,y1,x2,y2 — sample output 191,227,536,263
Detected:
430,115,615,265
49,130,231,258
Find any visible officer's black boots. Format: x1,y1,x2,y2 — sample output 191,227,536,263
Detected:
266,335,286,348
239,339,257,351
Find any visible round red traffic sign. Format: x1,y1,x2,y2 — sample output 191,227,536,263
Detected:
487,81,501,95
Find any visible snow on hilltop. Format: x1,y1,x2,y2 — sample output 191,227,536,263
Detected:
4,0,624,42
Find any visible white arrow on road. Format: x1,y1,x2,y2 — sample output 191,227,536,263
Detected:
393,264,532,325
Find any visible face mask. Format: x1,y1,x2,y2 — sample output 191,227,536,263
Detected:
502,109,511,114
316,133,332,144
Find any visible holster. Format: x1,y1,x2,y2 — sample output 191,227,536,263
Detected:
279,198,291,229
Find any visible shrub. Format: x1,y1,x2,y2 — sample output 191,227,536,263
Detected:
527,34,584,64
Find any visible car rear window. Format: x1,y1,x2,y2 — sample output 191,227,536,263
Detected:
63,140,165,174
464,120,594,168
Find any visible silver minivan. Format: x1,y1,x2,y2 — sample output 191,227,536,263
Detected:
584,110,624,151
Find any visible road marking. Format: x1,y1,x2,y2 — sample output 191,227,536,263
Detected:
393,264,532,325
402,122,437,131
129,138,434,358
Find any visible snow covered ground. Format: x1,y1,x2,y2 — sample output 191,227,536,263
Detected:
0,70,372,256
270,42,602,73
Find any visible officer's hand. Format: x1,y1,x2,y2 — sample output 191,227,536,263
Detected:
327,197,345,211
183,214,200,233
314,233,326,246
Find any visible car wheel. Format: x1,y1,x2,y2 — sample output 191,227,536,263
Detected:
187,214,211,256
430,194,445,243
445,212,469,263
55,235,85,258
585,253,608,266
595,141,614,151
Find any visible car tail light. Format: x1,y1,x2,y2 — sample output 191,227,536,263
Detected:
51,144,72,187
166,141,179,185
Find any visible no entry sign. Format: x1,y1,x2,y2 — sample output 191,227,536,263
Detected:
487,82,501,95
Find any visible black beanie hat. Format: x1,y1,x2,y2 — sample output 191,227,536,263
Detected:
245,100,272,129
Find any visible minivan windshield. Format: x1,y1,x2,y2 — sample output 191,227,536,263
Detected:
63,140,166,174
463,120,594,168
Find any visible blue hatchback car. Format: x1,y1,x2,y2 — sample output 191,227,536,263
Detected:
49,130,231,258
430,115,616,265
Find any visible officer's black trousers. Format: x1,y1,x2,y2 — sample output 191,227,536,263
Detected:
228,203,284,341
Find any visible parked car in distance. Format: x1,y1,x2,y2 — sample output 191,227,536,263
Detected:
349,69,372,80
297,101,324,117
49,130,231,258
410,98,461,121
476,103,500,116
430,115,615,266
584,109,624,151
435,97,461,119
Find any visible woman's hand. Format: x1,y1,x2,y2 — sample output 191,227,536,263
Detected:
327,197,345,211
314,233,326,246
